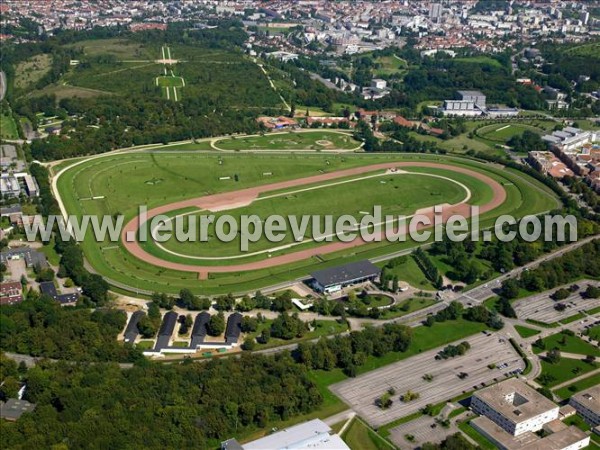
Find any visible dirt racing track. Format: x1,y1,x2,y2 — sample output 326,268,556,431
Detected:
121,162,507,278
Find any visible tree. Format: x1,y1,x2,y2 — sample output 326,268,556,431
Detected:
500,278,520,299
546,348,561,364
241,337,255,351
584,285,600,299
241,316,258,333
207,312,226,336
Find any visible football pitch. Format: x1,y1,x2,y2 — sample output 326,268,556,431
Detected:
55,151,559,295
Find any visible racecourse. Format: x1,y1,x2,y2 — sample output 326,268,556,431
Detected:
53,145,559,294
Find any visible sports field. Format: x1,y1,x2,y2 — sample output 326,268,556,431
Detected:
55,151,559,294
213,131,361,151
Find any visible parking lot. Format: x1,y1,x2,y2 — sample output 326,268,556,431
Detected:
330,332,524,428
388,411,469,449
514,281,600,324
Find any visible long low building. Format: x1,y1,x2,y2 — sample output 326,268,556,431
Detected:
124,310,145,344
221,419,350,450
190,311,210,348
311,260,381,294
154,311,178,351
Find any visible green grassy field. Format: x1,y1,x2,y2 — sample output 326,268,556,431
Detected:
476,123,544,144
532,332,600,357
587,325,600,341
56,152,559,294
213,131,361,151
342,418,393,450
149,168,469,259
536,358,598,387
514,325,541,339
0,113,19,139
377,256,434,290
14,53,53,90
457,421,496,450
554,373,600,400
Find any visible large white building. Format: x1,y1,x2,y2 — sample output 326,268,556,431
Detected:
472,379,559,436
542,127,599,152
221,419,350,450
570,386,600,428
470,380,590,450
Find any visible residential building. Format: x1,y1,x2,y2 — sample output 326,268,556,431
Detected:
528,151,574,179
542,127,598,152
38,281,80,305
0,281,23,305
0,247,47,268
311,260,381,294
222,418,350,450
570,386,600,427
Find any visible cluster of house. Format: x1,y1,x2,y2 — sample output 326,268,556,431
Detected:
257,107,445,137
441,90,520,118
0,246,80,306
470,379,598,450
531,127,600,191
123,310,242,356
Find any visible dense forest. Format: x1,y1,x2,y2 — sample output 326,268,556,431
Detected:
0,353,321,448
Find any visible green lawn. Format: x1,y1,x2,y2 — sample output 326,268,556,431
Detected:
532,332,600,357
342,418,393,450
554,373,600,400
379,297,437,320
586,325,600,341
213,131,361,151
378,256,434,290
563,414,591,432
476,123,544,144
536,358,598,387
248,319,348,350
514,325,541,339
136,340,154,349
0,113,19,139
457,421,496,450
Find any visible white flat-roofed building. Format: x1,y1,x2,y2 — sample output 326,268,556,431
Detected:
570,386,600,427
471,379,559,436
222,419,350,450
542,127,599,152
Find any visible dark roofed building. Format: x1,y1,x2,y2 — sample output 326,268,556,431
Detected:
0,247,46,268
154,311,178,350
38,281,58,298
311,260,381,294
38,281,80,305
124,310,145,343
225,312,242,345
190,312,211,348
0,399,36,422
